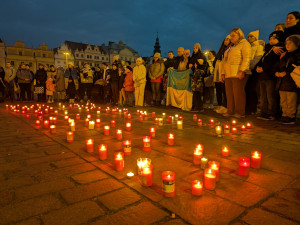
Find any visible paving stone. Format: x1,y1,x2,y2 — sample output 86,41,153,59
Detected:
91,201,168,225
0,194,62,225
0,161,23,172
241,208,298,225
51,157,86,168
61,179,124,203
15,178,75,201
262,197,300,223
277,188,300,204
98,187,141,210
159,219,189,225
42,200,105,225
71,170,108,184
0,176,35,192
13,217,42,225
0,190,14,205
25,152,76,165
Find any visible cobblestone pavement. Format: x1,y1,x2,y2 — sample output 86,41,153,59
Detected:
0,102,299,225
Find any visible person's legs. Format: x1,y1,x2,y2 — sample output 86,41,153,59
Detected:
224,78,234,115
18,83,26,101
155,82,161,103
232,76,248,116
286,91,297,118
259,80,268,115
151,82,156,105
279,91,287,117
215,82,222,106
137,83,145,106
265,79,276,117
86,83,93,101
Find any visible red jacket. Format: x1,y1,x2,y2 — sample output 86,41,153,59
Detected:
123,71,134,91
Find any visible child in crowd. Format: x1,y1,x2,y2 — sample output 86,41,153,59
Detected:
46,65,56,103
109,63,119,105
191,62,206,112
256,31,284,120
118,67,126,106
275,35,300,124
123,66,134,106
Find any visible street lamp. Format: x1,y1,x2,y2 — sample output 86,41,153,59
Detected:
63,52,70,66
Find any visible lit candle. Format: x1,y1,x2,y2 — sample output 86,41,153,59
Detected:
168,133,174,146
76,113,80,120
222,147,229,157
231,127,237,134
193,148,203,165
158,118,163,126
154,118,159,124
204,169,216,190
139,114,144,122
142,136,151,151
162,113,166,118
114,152,124,171
162,171,175,197
223,124,230,135
95,119,101,128
38,115,43,121
97,111,101,116
54,110,58,115
178,116,183,121
87,114,91,119
193,114,197,121
197,118,202,127
84,118,89,127
125,122,131,131
26,114,30,119
208,161,220,182
192,180,203,196
69,104,72,109
123,140,131,155
64,110,68,116
44,120,50,129
66,131,74,143
49,107,53,112
52,117,57,124
64,115,69,122
177,121,183,130
251,151,262,169
98,144,107,160
35,120,41,126
140,165,153,187
215,125,222,137
232,120,237,126
127,113,131,120
238,157,250,176
110,120,115,127
104,125,110,136
168,116,173,123
89,121,95,130
246,123,252,129
152,112,155,118
174,114,178,121
116,129,123,140
127,172,134,178
201,157,208,169
86,139,94,153
50,125,56,134
137,158,151,175
241,125,246,131
150,127,156,138
210,119,214,125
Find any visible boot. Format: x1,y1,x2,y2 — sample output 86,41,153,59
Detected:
156,100,161,107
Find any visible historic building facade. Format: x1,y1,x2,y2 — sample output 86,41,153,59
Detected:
53,43,74,68
0,39,5,68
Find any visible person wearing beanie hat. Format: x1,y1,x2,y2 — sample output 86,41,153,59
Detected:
133,57,146,106
64,61,79,103
149,52,165,106
255,31,285,120
123,65,134,106
275,34,300,124
35,63,47,102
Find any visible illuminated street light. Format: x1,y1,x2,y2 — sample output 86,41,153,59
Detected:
63,52,70,65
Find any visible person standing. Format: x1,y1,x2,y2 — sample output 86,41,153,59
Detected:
123,66,134,106
46,65,57,103
149,52,165,106
79,63,94,104
55,66,65,102
221,28,251,118
204,51,216,108
0,67,5,102
174,47,185,70
35,64,47,102
133,57,146,106
64,62,79,103
16,63,33,101
4,62,16,102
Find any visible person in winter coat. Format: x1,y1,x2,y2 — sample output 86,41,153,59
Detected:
46,65,57,103
221,27,251,118
133,57,146,106
178,49,191,71
275,35,300,124
256,31,284,120
149,52,165,106
162,51,176,105
55,66,65,101
108,63,119,105
79,63,94,104
204,51,216,108
4,62,16,102
64,62,79,103
214,35,231,113
123,66,134,106
16,63,33,101
118,66,126,106
245,30,265,115
189,43,207,72
174,47,184,70
35,64,47,101
191,61,206,112
0,67,5,101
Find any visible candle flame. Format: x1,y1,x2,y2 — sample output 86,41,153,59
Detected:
254,151,258,157
87,139,92,144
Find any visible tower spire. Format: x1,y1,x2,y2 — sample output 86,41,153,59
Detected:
153,33,161,55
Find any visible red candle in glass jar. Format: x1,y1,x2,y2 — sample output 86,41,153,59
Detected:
154,118,159,124
38,115,43,121
66,131,74,143
150,127,156,138
232,120,237,126
238,157,250,176
241,125,246,131
44,108,49,114
52,117,57,124
44,120,50,129
193,114,197,121
69,104,73,109
35,120,41,126
49,107,53,112
125,122,131,131
26,114,30,119
95,119,101,128
197,119,202,127
54,110,58,115
98,144,107,160
127,113,131,120
168,134,174,146
193,148,203,165
208,161,220,182
223,124,230,135
204,169,216,190
231,127,237,134
86,139,94,153
222,147,229,157
64,115,69,121
114,152,124,171
168,116,173,123
246,123,252,129
110,120,115,127
76,113,80,120
123,140,131,155
84,118,89,127
87,114,91,119
162,171,175,197
178,116,183,121
210,119,214,125
192,180,203,196
141,165,153,186
152,112,155,118
21,110,26,114
104,125,110,136
142,136,151,151
50,125,56,134
251,151,262,169
116,129,123,140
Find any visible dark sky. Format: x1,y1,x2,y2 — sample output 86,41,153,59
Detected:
0,0,299,57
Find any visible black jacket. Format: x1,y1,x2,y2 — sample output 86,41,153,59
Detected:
173,56,184,70
35,69,47,84
164,58,176,73
109,69,119,84
189,51,208,72
283,23,300,41
257,44,282,80
276,48,300,92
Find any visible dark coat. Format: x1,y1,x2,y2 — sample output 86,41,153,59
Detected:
164,58,176,73
35,69,47,84
174,56,184,70
189,51,208,72
109,69,119,84
276,48,300,92
283,23,300,41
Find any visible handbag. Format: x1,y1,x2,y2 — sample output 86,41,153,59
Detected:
34,85,44,94
291,66,300,88
13,81,20,94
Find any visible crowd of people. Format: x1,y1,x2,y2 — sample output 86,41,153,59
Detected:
0,11,299,124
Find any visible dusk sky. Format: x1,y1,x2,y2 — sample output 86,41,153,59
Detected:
0,0,299,57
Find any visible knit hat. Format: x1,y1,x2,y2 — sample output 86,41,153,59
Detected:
286,35,300,48
126,66,133,72
153,52,161,58
225,35,231,40
269,31,284,43
136,57,143,63
68,62,73,66
248,30,259,40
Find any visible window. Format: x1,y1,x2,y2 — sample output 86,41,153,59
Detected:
87,55,90,59
29,62,32,67
102,57,104,60
76,54,79,57
94,56,97,59
57,61,60,63
19,51,22,56
11,61,14,66
43,54,46,57
106,57,108,60
81,54,84,57
125,57,127,60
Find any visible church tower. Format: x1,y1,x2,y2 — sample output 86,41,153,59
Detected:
153,33,161,55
